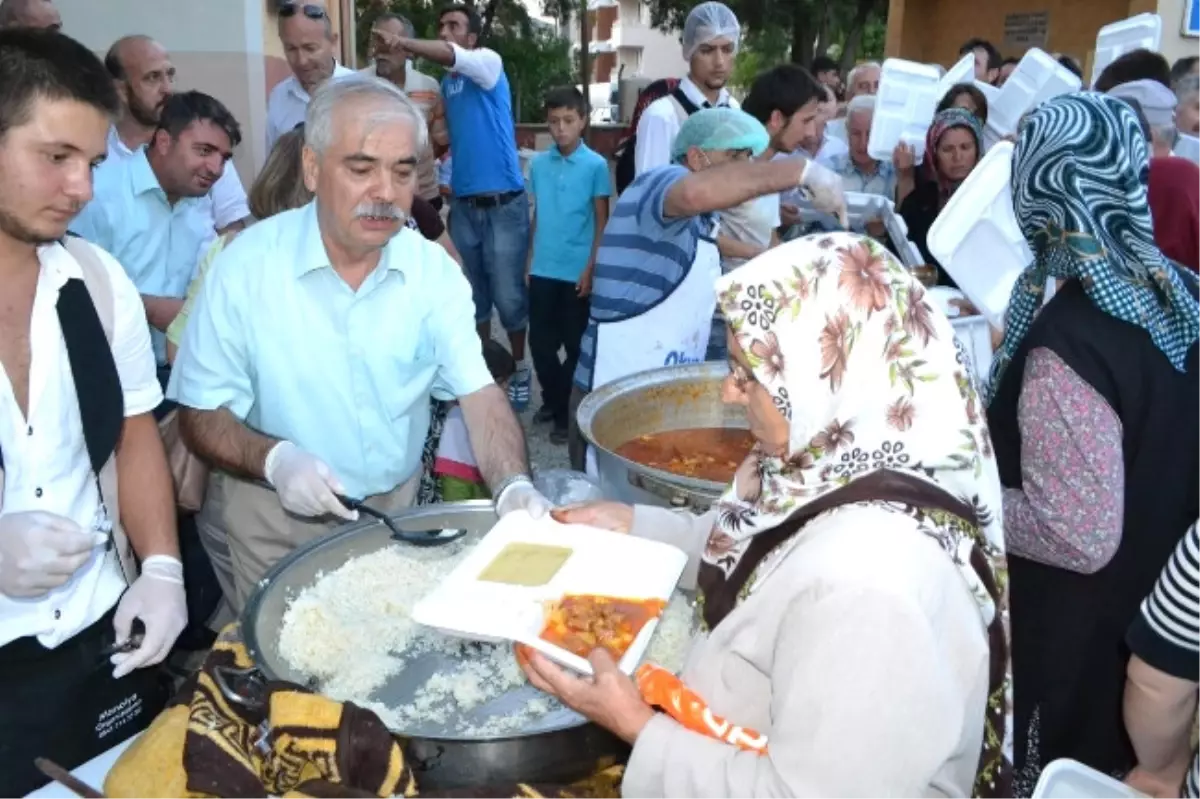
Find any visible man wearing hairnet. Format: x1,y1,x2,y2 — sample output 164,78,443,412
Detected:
633,1,740,175
568,107,847,472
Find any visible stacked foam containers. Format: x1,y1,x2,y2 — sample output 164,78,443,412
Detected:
1089,13,1164,88
867,53,975,166
926,143,1033,387
982,49,1082,150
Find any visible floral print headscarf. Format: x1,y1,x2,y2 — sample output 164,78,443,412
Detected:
703,232,1006,613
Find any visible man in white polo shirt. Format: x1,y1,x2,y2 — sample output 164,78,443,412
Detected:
103,35,251,250
0,29,184,794
266,0,354,150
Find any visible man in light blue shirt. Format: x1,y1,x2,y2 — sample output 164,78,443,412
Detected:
71,90,240,375
168,75,549,610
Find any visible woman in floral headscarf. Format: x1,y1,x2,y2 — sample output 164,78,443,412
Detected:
986,92,1199,791
526,232,1011,797
898,108,985,288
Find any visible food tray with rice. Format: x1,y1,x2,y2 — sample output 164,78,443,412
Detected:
241,501,701,790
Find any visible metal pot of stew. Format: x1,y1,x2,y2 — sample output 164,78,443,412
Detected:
576,363,753,511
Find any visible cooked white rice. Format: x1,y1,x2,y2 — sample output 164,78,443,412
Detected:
278,539,698,737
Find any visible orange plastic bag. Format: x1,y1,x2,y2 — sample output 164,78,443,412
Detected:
634,663,769,754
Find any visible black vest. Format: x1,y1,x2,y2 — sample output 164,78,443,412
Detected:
987,278,1199,777
0,275,123,492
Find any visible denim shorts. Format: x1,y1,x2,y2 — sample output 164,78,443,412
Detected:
449,193,530,332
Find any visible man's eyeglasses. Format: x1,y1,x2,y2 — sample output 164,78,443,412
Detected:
277,1,327,20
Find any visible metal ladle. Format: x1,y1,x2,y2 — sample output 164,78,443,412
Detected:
334,494,466,547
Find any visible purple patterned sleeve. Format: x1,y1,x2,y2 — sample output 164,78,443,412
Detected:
1002,347,1126,574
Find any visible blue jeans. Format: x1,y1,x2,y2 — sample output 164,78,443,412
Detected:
450,193,530,332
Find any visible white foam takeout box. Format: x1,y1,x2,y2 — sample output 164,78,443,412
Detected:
984,48,1081,150
791,191,926,269
1031,758,1145,799
926,287,995,386
412,510,687,676
868,53,975,166
927,141,1032,331
1090,13,1163,89
1175,134,1200,166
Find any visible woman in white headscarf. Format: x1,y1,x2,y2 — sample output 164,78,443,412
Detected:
530,232,1011,797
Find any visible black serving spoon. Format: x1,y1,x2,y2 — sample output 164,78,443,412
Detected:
333,494,466,548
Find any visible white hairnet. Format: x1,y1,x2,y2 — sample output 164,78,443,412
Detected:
1109,79,1178,128
682,2,740,61
671,107,768,162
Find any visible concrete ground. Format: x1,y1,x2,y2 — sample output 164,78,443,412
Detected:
483,317,571,474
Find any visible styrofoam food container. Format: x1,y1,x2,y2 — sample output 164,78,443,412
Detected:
925,287,995,385
869,54,974,165
1175,134,1200,165
792,192,925,267
1032,758,1144,798
1090,13,1163,88
988,49,1081,144
412,510,687,676
927,141,1032,330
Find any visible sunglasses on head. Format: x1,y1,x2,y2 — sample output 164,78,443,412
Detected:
277,1,327,20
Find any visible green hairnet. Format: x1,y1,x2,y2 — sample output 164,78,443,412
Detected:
671,107,770,163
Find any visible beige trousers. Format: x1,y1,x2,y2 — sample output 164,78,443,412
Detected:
197,471,419,614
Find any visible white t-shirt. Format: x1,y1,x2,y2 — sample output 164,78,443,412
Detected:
0,241,161,649
719,194,781,272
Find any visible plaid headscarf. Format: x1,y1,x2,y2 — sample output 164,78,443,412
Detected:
925,108,985,204
987,93,1200,397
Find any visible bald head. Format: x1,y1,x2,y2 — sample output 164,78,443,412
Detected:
0,0,61,30
105,35,175,128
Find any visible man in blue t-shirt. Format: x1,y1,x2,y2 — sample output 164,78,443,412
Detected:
374,5,533,410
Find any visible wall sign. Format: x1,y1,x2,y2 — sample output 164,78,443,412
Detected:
1004,11,1050,50
1185,0,1200,38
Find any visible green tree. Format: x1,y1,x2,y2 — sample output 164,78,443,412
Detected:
355,0,574,123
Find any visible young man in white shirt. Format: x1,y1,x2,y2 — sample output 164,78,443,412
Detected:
102,35,251,250
633,1,741,175
266,0,354,151
0,29,185,794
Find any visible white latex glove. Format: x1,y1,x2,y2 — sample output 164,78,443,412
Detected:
111,555,187,679
264,441,358,520
495,479,553,519
0,511,105,598
799,159,849,229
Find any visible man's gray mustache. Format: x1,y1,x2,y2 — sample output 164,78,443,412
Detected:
353,203,405,220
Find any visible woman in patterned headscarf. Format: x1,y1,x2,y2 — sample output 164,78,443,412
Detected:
986,92,1199,791
528,233,1011,797
899,108,985,287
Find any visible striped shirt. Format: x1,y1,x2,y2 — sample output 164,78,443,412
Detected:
1127,520,1199,797
573,165,710,391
